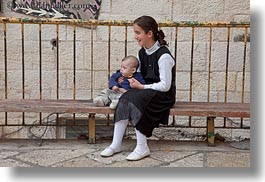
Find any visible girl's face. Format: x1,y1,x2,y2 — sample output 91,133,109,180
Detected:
133,24,155,49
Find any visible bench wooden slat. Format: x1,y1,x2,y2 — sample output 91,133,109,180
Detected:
0,99,114,114
0,99,250,146
0,99,250,118
170,102,250,118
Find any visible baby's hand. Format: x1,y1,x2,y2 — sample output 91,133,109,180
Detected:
117,77,124,84
112,86,119,92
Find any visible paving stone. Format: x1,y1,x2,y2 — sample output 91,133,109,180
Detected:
151,150,196,163
52,156,103,167
229,139,250,150
0,159,31,167
106,157,163,167
162,153,204,167
15,149,94,167
205,152,250,167
0,151,20,159
0,139,251,167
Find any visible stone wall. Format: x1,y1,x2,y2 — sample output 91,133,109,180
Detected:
0,0,250,140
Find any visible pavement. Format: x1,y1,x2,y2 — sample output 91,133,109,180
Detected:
0,139,250,167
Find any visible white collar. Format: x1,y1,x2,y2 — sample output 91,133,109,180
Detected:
144,41,160,55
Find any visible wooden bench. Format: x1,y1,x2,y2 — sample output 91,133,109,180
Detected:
0,99,250,146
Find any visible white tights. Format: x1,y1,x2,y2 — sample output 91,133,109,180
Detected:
134,128,149,154
109,119,129,150
109,119,149,154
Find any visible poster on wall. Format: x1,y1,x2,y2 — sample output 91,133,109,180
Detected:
11,0,102,19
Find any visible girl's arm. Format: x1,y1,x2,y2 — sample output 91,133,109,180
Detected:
143,54,174,92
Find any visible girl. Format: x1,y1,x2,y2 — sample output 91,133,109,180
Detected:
101,15,176,161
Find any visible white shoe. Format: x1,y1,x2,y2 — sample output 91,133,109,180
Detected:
100,147,122,157
109,100,119,109
126,149,150,161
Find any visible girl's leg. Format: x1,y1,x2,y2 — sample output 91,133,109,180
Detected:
126,128,150,161
100,119,129,157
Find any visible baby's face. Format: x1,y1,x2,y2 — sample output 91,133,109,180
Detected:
120,60,135,78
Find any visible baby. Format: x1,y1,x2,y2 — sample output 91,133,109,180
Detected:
93,55,145,109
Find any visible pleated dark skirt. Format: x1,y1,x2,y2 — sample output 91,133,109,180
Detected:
114,89,175,137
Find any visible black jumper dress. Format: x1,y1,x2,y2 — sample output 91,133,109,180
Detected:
114,46,176,137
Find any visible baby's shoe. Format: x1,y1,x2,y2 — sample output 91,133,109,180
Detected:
109,100,119,109
94,97,107,106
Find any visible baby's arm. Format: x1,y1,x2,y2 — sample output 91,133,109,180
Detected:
118,88,127,93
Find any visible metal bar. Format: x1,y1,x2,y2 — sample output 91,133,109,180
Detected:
73,25,76,124
39,24,42,100
174,27,178,70
207,27,213,102
189,27,195,126
0,17,250,28
190,27,194,102
242,27,248,103
21,24,25,99
3,23,8,125
224,27,231,127
125,26,128,57
241,27,249,127
173,27,179,126
56,24,59,124
21,23,25,125
4,23,7,99
224,27,230,103
73,25,76,100
39,24,42,125
56,24,59,100
107,25,111,123
108,25,111,79
90,28,94,99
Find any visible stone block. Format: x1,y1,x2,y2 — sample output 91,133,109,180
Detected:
192,72,208,91
182,0,224,14
176,71,191,90
75,71,92,90
192,91,208,102
224,0,250,14
111,0,172,15
236,71,250,92
209,72,225,91
176,43,192,71
205,152,250,167
176,90,190,101
94,71,109,90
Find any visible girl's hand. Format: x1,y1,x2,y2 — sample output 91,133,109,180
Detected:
128,78,144,89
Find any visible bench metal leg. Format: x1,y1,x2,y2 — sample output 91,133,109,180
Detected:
88,113,96,144
207,117,215,147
